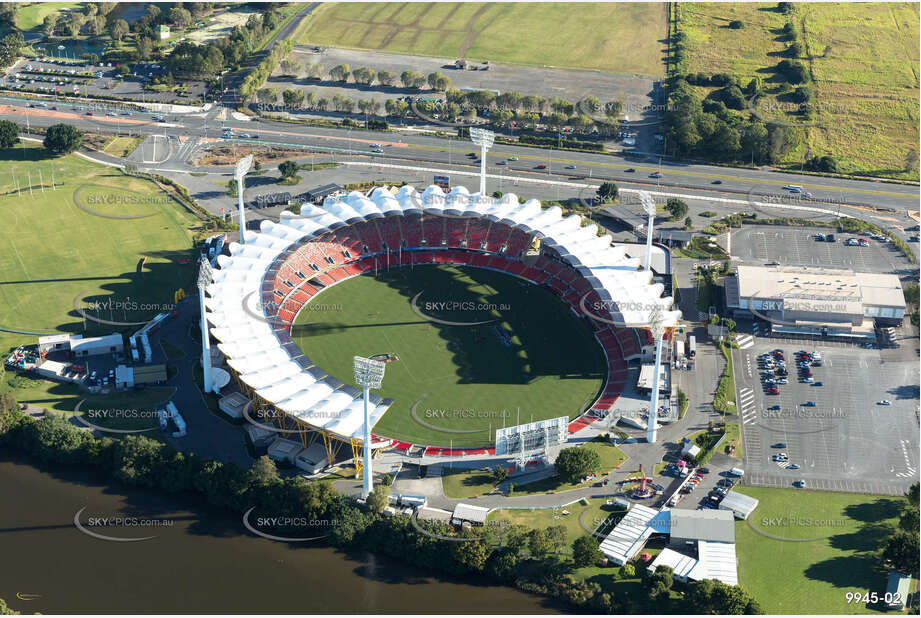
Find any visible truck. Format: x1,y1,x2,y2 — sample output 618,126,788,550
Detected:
687,335,697,358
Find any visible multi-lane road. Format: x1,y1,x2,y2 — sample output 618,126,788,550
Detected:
3,93,919,226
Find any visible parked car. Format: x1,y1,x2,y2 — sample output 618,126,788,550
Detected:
803,401,817,407
786,464,801,470
772,443,787,448
878,400,892,405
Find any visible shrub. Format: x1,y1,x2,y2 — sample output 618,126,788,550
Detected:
729,20,744,29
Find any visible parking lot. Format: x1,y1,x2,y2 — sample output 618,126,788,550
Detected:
733,339,919,493
1,58,206,104
731,226,913,274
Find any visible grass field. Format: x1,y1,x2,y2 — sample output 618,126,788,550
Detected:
442,467,496,498
296,2,666,75
0,145,198,403
16,2,83,32
734,487,905,614
678,2,920,179
511,439,628,495
101,137,143,159
292,264,605,447
488,497,627,549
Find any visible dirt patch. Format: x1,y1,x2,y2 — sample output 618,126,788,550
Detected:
196,144,306,166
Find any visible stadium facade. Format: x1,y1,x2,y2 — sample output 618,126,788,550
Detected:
204,185,680,467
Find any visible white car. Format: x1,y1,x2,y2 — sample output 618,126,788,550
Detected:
878,400,892,405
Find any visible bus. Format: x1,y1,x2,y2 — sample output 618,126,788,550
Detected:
687,335,697,358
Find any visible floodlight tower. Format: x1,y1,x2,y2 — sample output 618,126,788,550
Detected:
640,191,656,271
234,155,254,244
198,257,214,394
469,128,495,197
646,308,667,444
353,356,387,498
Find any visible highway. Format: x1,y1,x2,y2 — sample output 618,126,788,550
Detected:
3,93,919,222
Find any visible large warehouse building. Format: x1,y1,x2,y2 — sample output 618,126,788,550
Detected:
725,265,906,337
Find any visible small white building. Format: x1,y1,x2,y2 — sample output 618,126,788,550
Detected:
293,443,329,474
70,334,124,357
219,392,250,419
267,437,303,463
246,423,275,448
451,503,490,527
719,490,759,520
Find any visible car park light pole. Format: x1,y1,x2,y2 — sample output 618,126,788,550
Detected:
470,127,495,197
354,356,387,499
234,154,253,244
198,257,214,394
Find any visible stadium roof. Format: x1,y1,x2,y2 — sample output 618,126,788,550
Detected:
205,185,680,445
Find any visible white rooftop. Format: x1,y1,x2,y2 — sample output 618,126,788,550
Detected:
205,185,681,445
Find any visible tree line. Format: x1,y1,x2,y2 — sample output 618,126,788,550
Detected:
0,397,762,615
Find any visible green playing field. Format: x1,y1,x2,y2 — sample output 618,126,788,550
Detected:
292,264,606,447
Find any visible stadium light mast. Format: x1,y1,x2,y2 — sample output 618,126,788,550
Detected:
640,191,656,271
234,154,254,244
353,355,387,499
470,128,495,197
198,257,214,394
646,308,666,444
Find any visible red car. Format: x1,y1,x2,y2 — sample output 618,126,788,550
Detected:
767,388,780,395
535,164,546,169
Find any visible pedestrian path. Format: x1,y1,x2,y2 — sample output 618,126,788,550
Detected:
735,334,754,349
738,387,757,426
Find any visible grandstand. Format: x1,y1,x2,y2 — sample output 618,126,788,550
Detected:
204,185,680,470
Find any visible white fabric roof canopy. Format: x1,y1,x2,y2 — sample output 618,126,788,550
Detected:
205,185,680,444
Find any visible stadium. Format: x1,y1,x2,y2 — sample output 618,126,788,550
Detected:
204,184,680,469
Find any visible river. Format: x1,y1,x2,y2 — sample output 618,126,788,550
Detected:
0,455,559,614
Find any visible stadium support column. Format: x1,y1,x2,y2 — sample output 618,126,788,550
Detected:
640,191,656,271
234,155,253,244
647,309,666,444
198,258,214,394
354,356,386,499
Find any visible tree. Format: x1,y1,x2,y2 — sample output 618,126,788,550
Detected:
329,64,350,82
305,62,323,79
907,482,920,510
249,455,278,484
899,508,919,533
376,70,395,87
43,14,58,36
278,160,298,180
280,59,300,76
282,89,305,109
400,70,424,89
572,535,604,567
491,466,508,485
620,563,636,578
170,7,192,29
729,20,744,29
686,579,763,614
136,37,153,60
666,198,689,221
43,124,83,155
527,528,554,558
97,2,114,17
0,119,18,148
684,216,693,230
597,182,618,203
554,447,601,483
788,41,805,58
547,524,567,551
904,149,919,173
67,13,85,38
366,484,390,513
257,88,278,104
147,4,161,21
777,2,795,13
0,596,20,615
111,18,129,42
646,565,674,602
351,66,375,86
604,100,624,119
580,95,601,115
885,529,920,574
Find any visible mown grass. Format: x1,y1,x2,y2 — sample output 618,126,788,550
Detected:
734,487,906,614
297,2,666,75
292,264,605,447
0,144,198,402
678,2,919,179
